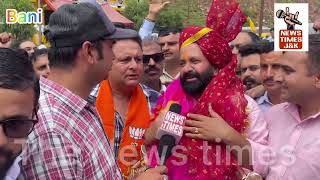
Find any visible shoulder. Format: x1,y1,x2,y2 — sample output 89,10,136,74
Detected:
245,95,260,112
140,84,160,99
88,83,101,104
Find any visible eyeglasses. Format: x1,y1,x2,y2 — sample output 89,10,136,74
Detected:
0,108,38,138
143,53,164,64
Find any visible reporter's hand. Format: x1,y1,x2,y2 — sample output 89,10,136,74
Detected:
147,0,170,21
144,110,166,145
135,166,168,180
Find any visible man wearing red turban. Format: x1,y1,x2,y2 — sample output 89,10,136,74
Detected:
144,0,267,179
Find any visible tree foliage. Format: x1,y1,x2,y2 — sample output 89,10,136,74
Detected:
122,0,149,30
0,0,36,41
122,0,204,30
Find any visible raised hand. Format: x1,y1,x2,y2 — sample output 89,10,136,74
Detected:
0,32,13,48
147,0,170,21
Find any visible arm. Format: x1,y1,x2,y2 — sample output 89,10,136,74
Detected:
139,20,156,40
221,99,271,176
245,95,268,144
138,0,170,39
184,103,270,170
184,104,252,167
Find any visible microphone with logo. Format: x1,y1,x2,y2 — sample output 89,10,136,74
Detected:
276,9,302,25
156,102,186,165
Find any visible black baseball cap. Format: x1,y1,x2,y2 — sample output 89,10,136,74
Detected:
45,0,138,48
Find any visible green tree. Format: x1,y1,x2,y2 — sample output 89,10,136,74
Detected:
122,0,149,30
123,0,186,30
0,0,36,41
178,0,205,26
156,4,185,29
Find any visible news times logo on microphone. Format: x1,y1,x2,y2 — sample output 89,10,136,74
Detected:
274,3,308,51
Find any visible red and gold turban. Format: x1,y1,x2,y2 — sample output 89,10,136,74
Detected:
151,0,249,179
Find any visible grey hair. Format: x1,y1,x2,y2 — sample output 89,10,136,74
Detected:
142,35,160,47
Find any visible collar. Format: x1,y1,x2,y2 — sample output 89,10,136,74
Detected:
160,83,167,93
140,83,160,98
284,103,320,122
5,155,22,180
256,91,273,106
162,69,180,80
40,77,88,114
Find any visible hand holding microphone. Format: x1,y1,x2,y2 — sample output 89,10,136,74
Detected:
156,102,186,165
276,7,302,30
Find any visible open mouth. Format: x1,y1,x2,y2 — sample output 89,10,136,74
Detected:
185,77,198,82
164,52,172,57
127,74,139,80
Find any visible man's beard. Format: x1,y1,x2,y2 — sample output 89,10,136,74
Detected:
243,76,261,90
180,67,214,97
0,146,15,179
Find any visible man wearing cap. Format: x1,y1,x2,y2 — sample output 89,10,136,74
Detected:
21,0,167,179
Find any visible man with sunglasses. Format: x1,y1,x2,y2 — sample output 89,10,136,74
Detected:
139,0,181,86
141,37,166,93
21,0,167,179
0,48,39,180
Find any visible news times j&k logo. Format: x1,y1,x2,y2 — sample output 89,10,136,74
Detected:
274,3,309,51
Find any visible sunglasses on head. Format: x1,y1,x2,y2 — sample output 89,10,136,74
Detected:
0,108,38,139
143,53,164,64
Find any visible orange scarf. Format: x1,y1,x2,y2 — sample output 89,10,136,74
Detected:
96,80,151,177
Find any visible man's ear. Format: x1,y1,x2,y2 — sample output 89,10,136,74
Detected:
82,41,97,65
315,73,320,89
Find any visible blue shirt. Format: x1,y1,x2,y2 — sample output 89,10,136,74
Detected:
256,92,273,112
138,19,155,39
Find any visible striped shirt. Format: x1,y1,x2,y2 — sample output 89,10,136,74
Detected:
89,83,160,158
21,77,122,179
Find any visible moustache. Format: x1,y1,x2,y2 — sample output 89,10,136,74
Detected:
243,77,258,84
145,66,160,73
263,77,275,84
181,71,201,81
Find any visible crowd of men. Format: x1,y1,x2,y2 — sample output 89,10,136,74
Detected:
0,0,320,179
